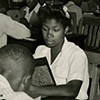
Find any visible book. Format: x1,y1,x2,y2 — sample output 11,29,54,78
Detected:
31,57,56,86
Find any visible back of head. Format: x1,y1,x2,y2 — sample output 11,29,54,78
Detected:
0,44,35,91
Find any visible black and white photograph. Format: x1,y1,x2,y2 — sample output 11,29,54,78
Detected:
0,0,100,100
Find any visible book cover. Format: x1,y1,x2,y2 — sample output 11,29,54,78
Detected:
31,57,56,86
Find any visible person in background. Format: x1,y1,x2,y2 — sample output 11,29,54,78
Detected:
64,0,83,25
20,0,41,26
20,0,43,39
81,0,99,13
95,0,100,12
0,44,40,100
87,0,98,12
27,5,89,100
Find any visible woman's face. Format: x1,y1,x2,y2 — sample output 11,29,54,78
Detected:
42,19,66,48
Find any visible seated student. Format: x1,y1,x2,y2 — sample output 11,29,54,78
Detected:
20,0,41,26
64,0,83,25
0,12,31,48
20,0,42,39
27,5,89,100
0,44,40,100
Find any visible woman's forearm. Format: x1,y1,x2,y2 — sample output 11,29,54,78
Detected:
27,80,82,98
34,85,77,97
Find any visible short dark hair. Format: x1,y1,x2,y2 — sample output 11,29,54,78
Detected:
38,5,71,29
0,44,35,75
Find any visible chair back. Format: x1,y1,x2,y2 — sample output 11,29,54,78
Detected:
85,51,100,100
69,12,77,34
78,16,100,51
78,16,100,100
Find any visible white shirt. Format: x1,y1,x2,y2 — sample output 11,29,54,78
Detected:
24,3,41,22
33,38,89,100
0,13,31,48
0,74,40,100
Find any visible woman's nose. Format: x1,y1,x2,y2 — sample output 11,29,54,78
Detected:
47,29,53,38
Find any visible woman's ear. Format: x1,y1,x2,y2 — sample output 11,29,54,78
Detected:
64,26,69,34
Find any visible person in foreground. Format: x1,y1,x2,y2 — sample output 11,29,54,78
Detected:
0,44,40,100
0,13,31,48
27,5,89,100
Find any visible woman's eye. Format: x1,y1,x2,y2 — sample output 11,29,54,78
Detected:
42,27,48,31
53,28,60,32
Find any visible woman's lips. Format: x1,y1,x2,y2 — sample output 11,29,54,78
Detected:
45,39,54,44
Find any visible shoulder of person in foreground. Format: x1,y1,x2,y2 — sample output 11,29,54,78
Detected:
0,13,31,39
0,74,40,100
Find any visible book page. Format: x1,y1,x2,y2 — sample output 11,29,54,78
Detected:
31,57,56,86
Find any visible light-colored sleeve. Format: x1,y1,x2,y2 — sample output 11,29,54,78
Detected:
33,46,41,58
4,16,31,39
33,45,45,58
67,50,88,83
12,92,41,100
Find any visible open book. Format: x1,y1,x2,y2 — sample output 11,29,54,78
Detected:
31,57,56,86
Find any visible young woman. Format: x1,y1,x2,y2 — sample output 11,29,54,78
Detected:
28,5,89,100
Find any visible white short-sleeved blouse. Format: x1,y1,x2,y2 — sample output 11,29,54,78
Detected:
33,38,89,100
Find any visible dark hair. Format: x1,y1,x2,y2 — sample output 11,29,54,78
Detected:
0,44,31,60
38,5,71,29
0,44,35,75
